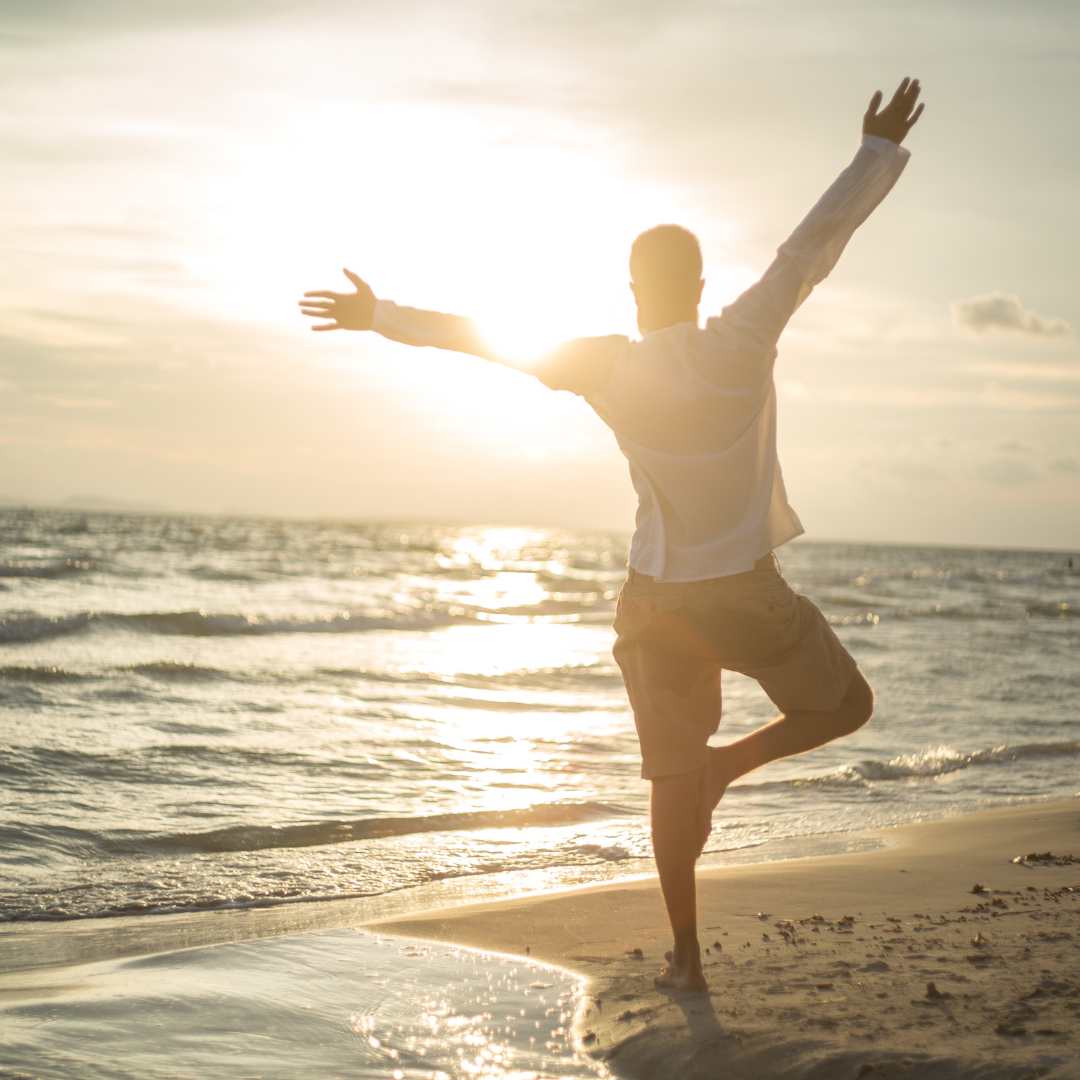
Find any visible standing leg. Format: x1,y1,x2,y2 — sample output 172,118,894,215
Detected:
611,585,723,992
697,670,874,849
650,768,708,990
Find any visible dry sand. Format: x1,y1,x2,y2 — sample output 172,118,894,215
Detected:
368,799,1080,1080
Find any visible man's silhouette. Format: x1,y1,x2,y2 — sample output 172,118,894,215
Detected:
300,78,924,991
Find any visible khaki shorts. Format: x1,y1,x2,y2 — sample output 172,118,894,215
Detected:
613,554,858,780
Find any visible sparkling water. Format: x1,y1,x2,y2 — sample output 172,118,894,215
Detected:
1,931,600,1079
2,508,1077,923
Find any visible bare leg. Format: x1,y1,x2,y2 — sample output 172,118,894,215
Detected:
650,769,708,990
697,670,875,850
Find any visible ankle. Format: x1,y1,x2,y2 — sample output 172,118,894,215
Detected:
671,935,700,965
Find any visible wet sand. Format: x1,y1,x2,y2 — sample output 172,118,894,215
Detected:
367,799,1080,1079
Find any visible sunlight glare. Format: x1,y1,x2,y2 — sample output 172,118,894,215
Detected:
199,102,697,348
405,624,611,681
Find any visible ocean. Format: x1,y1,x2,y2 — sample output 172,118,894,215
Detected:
2,508,1078,926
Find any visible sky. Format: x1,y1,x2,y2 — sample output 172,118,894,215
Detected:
2,0,1078,548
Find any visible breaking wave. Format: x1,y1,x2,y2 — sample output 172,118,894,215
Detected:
0,603,609,644
138,801,626,854
124,661,233,681
6,603,1072,645
0,665,88,683
785,740,1080,789
0,559,96,579
0,613,95,642
824,601,1074,625
0,608,465,643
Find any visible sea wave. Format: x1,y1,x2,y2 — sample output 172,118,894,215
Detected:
0,743,394,787
0,665,87,683
0,659,619,688
0,662,237,685
141,801,627,854
0,603,615,643
124,661,232,681
0,608,466,642
0,801,631,861
0,613,95,642
107,609,465,637
5,597,1070,645
825,601,1074,625
186,565,263,582
783,740,1080,789
0,559,96,579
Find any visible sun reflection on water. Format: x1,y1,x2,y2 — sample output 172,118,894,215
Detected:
440,571,549,611
347,936,604,1080
0,929,606,1080
402,623,613,681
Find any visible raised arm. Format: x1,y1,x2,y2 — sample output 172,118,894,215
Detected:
712,78,924,351
775,79,920,291
862,76,924,146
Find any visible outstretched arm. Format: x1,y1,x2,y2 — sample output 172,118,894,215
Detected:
298,270,625,400
298,269,491,358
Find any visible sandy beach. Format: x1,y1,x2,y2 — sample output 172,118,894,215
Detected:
369,798,1080,1079
3,799,1078,1078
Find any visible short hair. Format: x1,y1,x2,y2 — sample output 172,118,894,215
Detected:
629,224,703,290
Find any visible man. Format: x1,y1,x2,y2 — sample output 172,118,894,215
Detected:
299,78,924,991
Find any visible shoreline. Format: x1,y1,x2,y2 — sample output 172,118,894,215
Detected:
0,823,893,977
366,797,1080,1079
3,799,1078,1077
0,799,1072,976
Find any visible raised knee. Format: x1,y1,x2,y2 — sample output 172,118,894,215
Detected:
845,672,874,730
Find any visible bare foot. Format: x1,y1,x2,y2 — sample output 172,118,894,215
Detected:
696,745,733,854
654,948,708,992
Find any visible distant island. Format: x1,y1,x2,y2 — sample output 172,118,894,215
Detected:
0,493,170,513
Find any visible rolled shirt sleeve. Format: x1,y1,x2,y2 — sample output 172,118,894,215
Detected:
777,134,910,288
711,135,910,354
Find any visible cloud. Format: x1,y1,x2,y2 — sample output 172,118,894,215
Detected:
951,292,1073,339
1047,456,1079,474
813,435,1080,492
977,456,1039,487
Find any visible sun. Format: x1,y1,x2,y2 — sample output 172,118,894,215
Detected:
164,97,744,464
194,101,697,346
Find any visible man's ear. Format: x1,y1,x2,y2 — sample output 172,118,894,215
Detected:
629,281,639,303
697,279,705,304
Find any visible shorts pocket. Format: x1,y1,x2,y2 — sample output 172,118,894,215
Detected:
742,584,796,615
627,592,685,617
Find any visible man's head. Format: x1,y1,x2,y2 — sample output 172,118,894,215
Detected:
629,224,705,333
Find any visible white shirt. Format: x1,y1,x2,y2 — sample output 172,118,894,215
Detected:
372,134,910,581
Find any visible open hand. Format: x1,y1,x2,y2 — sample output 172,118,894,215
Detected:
863,77,924,146
299,269,376,331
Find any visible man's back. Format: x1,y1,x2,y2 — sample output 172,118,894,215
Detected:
541,305,803,581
